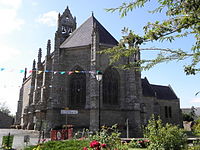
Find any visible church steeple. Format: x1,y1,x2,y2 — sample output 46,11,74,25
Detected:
57,6,76,44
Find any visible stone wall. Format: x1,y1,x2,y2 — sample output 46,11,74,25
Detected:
158,99,182,126
142,96,182,126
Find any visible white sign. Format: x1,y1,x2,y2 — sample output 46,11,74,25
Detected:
61,110,78,114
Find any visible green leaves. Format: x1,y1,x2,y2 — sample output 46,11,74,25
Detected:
144,115,187,150
105,0,200,75
106,0,149,17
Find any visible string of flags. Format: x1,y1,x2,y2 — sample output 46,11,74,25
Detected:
0,67,100,75
0,68,103,89
0,84,52,89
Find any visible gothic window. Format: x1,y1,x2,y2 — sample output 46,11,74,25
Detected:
168,106,172,118
165,106,168,118
103,67,119,105
69,67,86,108
165,106,172,118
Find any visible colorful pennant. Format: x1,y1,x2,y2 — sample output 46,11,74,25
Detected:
0,67,101,76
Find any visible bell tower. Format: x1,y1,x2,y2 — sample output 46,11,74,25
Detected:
57,6,76,44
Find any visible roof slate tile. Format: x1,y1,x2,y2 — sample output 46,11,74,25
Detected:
60,16,118,48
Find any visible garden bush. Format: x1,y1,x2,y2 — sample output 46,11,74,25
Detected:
192,118,200,136
86,124,129,150
144,115,187,150
24,139,89,150
129,139,149,148
24,125,129,150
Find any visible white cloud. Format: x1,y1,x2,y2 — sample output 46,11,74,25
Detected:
0,0,22,9
0,0,23,61
191,98,200,103
31,1,38,6
0,0,24,35
0,9,24,35
0,43,21,63
0,0,23,115
36,11,58,27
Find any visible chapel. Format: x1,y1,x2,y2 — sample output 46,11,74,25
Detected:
15,7,182,137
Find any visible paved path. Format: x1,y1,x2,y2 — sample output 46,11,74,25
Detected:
0,129,40,150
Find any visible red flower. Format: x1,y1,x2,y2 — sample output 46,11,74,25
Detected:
90,140,100,148
101,143,107,148
144,140,150,142
83,147,88,150
138,140,144,143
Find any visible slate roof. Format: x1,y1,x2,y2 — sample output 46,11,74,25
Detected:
60,15,118,48
141,77,155,97
142,77,178,100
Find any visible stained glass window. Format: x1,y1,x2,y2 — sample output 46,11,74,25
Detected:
103,67,119,105
69,67,86,108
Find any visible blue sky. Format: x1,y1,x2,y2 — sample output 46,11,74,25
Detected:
0,0,199,114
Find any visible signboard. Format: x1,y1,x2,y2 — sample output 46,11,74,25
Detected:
61,110,78,114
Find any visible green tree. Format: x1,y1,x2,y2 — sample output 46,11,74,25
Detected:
0,102,11,115
193,117,200,136
190,106,197,119
182,113,194,122
104,0,200,75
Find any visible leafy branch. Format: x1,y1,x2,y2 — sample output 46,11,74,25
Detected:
104,0,200,75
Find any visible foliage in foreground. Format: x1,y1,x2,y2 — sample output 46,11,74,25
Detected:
192,118,200,136
188,142,200,150
144,115,187,150
104,0,200,75
24,121,200,150
24,139,89,150
129,139,149,149
84,124,129,150
24,125,129,150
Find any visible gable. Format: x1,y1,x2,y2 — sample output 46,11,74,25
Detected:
60,16,118,49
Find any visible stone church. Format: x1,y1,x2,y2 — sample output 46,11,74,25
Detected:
15,7,182,137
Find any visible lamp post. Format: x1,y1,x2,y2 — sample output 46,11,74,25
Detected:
96,71,103,131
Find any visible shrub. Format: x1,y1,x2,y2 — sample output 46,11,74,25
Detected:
182,113,194,121
144,115,187,150
188,142,200,150
24,139,89,150
87,124,129,150
192,118,200,136
129,139,150,148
